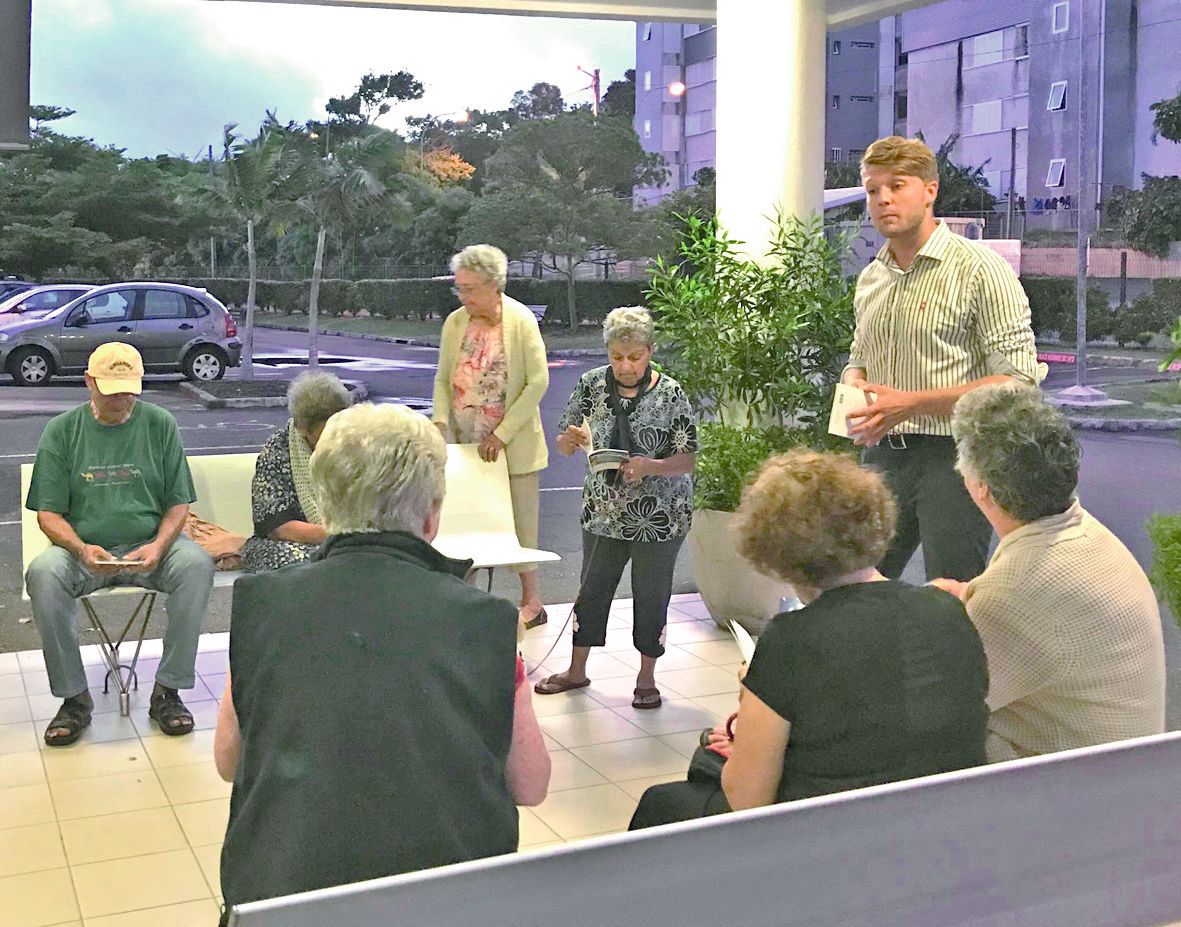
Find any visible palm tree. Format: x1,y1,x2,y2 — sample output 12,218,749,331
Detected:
193,124,290,379
286,131,408,366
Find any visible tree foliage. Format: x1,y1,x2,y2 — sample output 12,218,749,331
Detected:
459,110,667,330
1150,90,1181,144
510,82,565,120
326,71,425,127
1107,175,1181,257
918,133,998,215
601,70,636,120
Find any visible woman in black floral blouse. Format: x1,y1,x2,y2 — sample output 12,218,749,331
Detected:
534,307,697,709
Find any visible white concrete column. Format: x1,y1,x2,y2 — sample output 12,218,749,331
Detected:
715,0,827,262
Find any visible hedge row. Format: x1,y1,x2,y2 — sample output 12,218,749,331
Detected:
1021,276,1179,345
174,277,648,326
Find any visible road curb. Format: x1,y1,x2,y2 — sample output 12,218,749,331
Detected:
252,320,607,359
1065,416,1181,432
1038,349,1181,372
180,378,371,409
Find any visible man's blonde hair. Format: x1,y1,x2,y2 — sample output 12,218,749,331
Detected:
861,136,938,183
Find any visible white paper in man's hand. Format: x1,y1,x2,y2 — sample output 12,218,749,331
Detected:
828,383,874,438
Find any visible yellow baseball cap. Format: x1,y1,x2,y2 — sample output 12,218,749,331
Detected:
86,343,144,395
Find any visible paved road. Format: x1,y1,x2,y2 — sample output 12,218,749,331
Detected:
1,330,1177,726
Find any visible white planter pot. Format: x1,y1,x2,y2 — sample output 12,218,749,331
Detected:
687,508,795,637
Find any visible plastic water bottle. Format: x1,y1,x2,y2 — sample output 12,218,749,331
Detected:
779,594,804,614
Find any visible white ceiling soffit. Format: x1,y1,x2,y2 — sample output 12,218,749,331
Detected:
209,0,944,28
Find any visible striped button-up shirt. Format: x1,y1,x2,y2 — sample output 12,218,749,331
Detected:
846,220,1044,436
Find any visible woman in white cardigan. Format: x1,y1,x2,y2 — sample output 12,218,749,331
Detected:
432,244,551,628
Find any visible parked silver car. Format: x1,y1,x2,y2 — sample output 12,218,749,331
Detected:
0,282,242,386
0,284,94,317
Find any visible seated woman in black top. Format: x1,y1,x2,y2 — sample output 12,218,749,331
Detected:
630,450,988,829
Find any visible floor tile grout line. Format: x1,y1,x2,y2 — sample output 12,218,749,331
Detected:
34,704,87,927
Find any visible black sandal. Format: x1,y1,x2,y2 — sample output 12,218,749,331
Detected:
44,698,92,747
149,687,194,736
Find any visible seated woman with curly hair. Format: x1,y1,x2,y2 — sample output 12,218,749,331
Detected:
630,450,989,829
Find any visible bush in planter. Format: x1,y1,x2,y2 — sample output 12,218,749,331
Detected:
1148,514,1181,625
648,212,854,445
647,212,855,632
693,423,849,513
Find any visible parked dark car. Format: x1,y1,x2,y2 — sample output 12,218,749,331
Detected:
0,282,242,386
0,277,37,301
0,284,94,317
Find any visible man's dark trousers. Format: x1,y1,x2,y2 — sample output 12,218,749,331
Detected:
863,435,992,582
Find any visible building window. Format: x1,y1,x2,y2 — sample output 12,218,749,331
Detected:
643,119,651,139
1052,1,1070,33
1047,80,1068,111
831,148,843,161
851,40,876,49
643,71,652,91
832,40,842,55
970,30,1004,67
643,22,653,41
1014,24,1029,58
896,37,908,66
971,99,1003,134
1046,158,1066,187
895,93,908,120
832,95,841,109
851,95,875,103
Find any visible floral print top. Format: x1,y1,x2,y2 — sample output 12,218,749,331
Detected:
558,365,698,542
450,320,508,443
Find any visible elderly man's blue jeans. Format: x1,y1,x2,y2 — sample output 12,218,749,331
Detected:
26,538,214,699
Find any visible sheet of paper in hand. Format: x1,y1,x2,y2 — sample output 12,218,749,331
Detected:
828,382,874,438
729,619,756,664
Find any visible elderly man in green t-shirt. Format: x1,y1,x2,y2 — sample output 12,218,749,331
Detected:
25,343,214,746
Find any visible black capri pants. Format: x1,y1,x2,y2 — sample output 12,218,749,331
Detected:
572,530,684,659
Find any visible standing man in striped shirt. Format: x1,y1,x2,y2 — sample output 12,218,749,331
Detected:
844,136,1044,581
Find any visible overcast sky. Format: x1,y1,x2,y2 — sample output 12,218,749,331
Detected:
31,0,636,158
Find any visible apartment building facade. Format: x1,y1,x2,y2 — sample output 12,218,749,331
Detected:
634,21,881,204
638,0,1181,219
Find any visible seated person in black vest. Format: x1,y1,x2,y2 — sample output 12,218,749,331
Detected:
213,403,551,918
630,450,988,829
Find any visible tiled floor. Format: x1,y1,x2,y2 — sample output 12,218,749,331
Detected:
0,594,740,927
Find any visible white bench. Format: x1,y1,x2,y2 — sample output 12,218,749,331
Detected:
20,444,558,712
228,731,1181,927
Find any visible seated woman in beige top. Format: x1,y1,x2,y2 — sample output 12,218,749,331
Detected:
932,384,1166,762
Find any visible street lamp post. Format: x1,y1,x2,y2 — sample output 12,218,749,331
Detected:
668,77,687,190
576,65,601,118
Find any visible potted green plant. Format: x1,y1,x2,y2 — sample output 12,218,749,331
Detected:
1148,314,1181,626
647,212,855,634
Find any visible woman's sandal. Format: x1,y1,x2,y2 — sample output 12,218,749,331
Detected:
533,674,591,695
44,698,92,747
521,606,548,630
632,687,662,710
149,687,195,737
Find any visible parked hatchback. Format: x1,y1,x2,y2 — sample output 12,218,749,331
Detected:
0,282,242,386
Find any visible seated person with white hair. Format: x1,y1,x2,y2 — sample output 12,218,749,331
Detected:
241,371,351,573
214,404,550,918
933,384,1166,762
